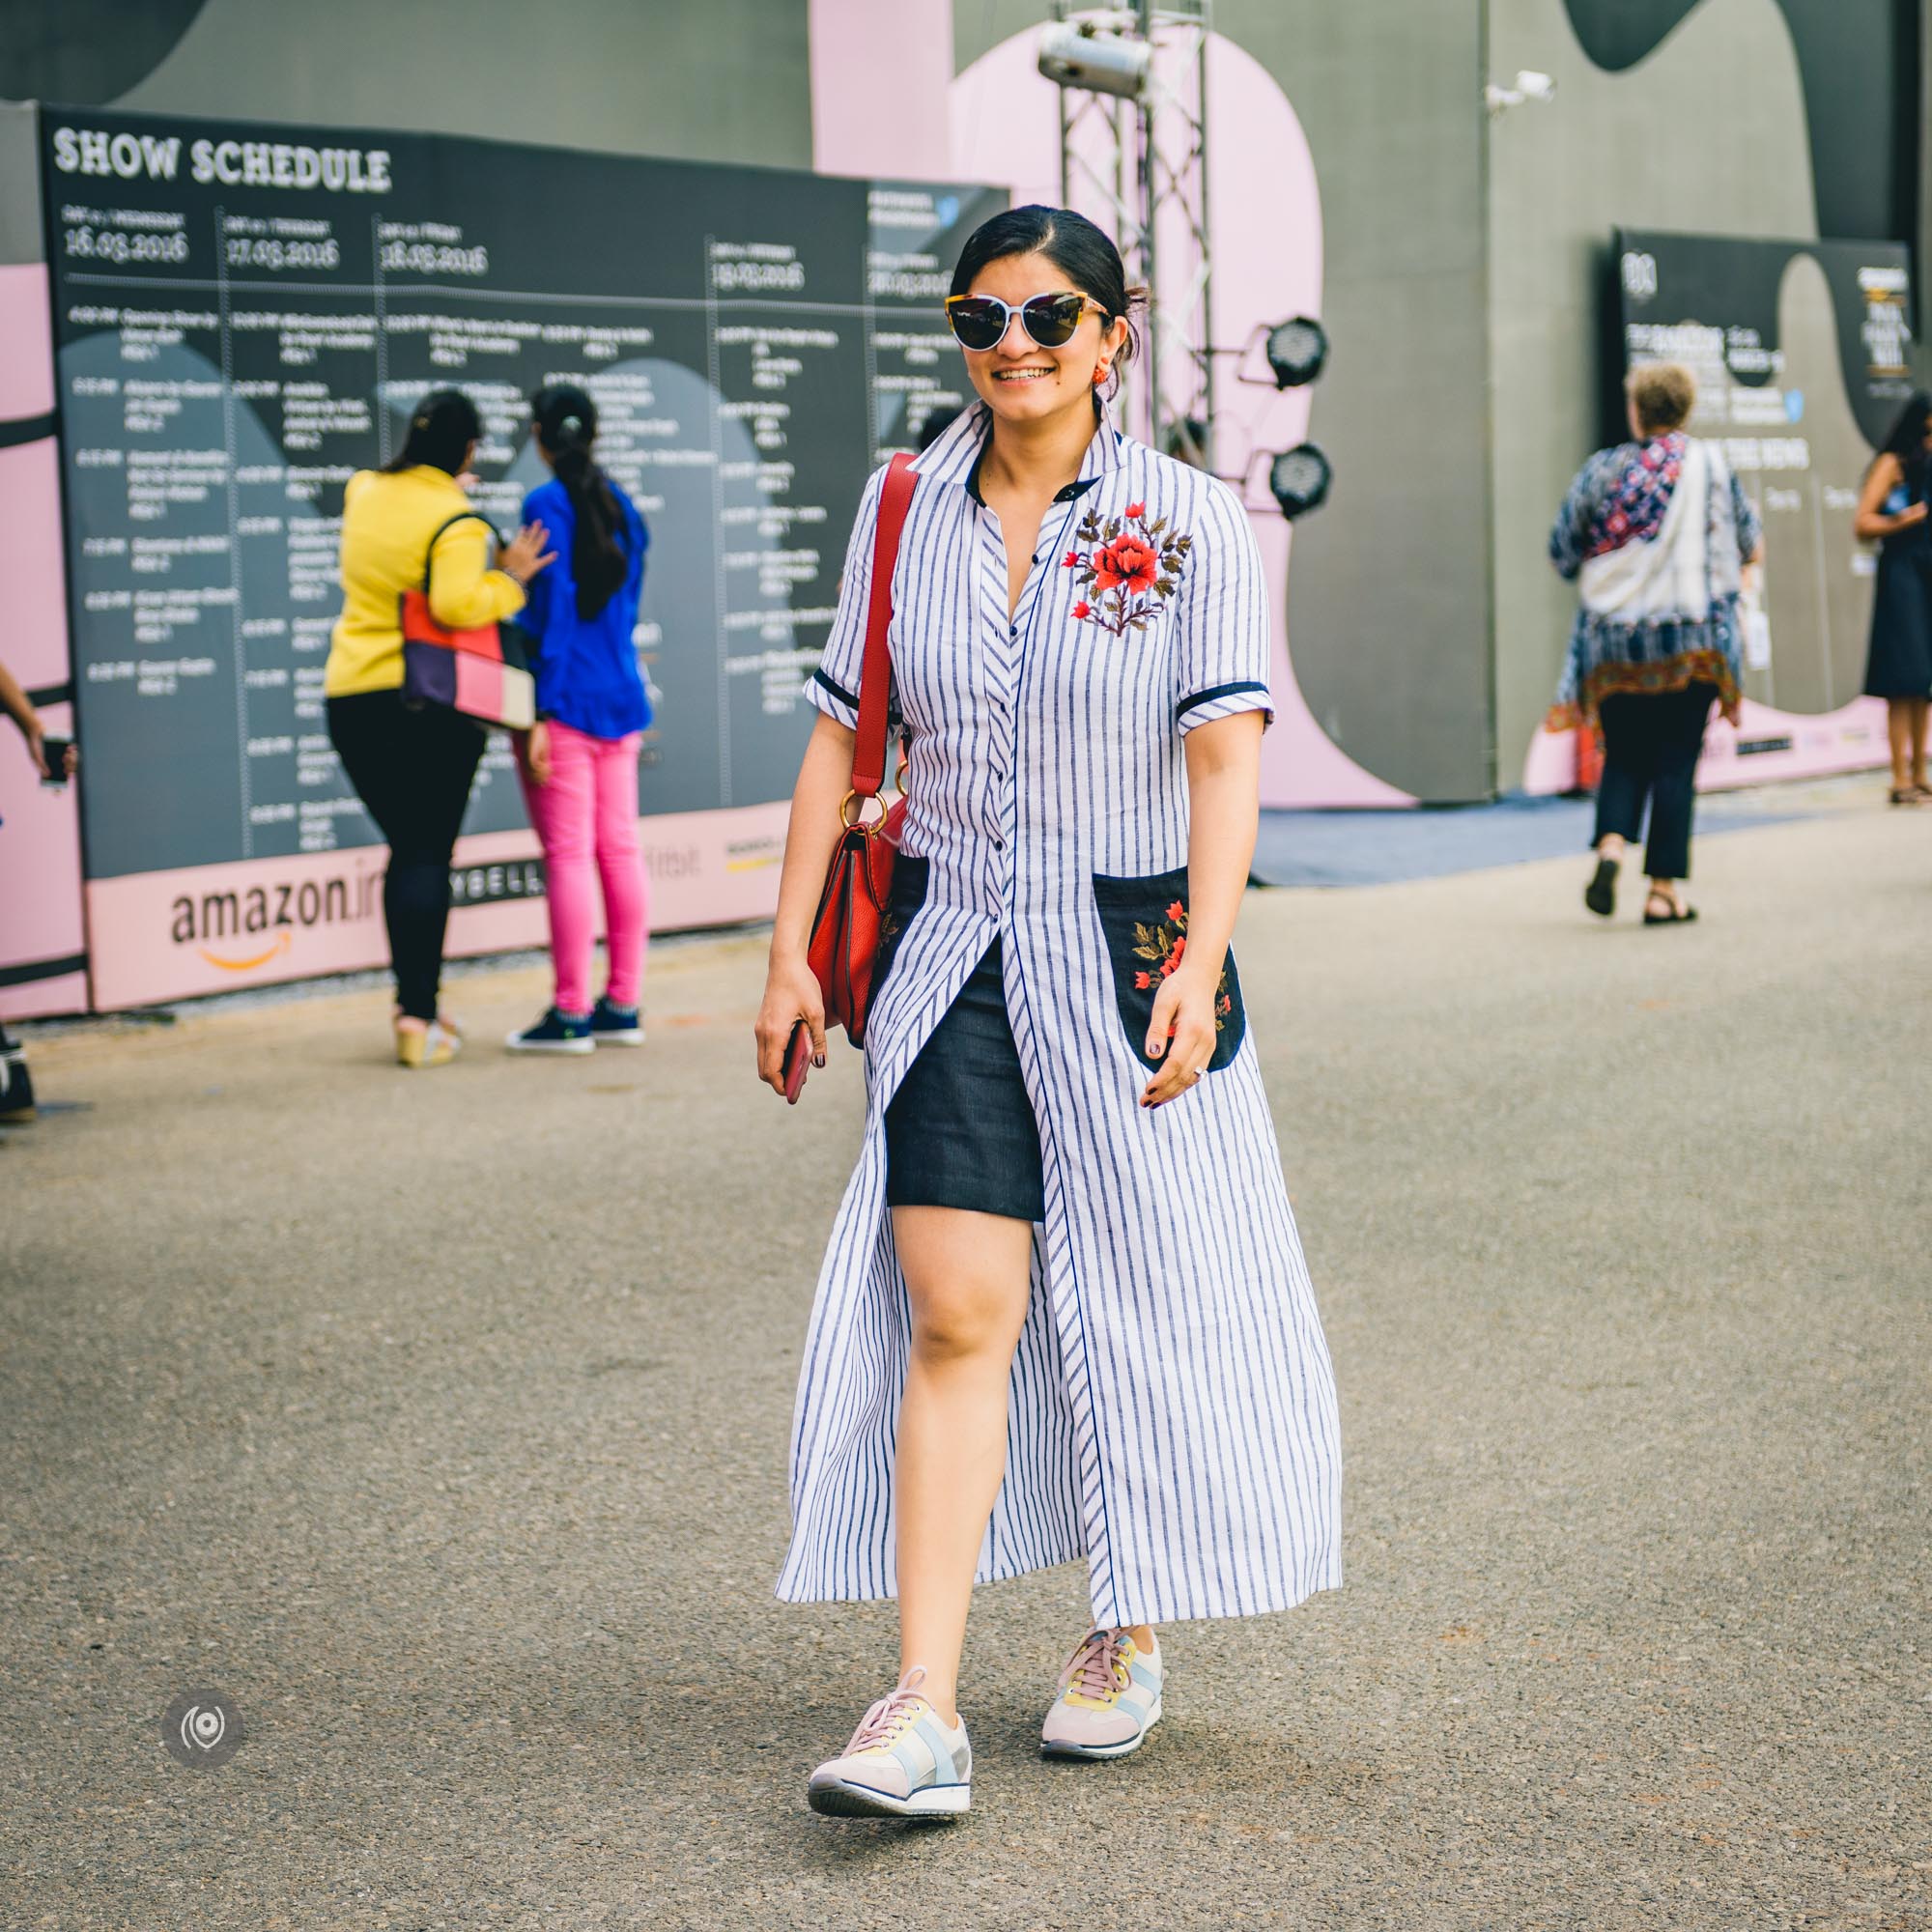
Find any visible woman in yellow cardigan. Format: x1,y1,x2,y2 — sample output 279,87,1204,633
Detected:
327,389,554,1066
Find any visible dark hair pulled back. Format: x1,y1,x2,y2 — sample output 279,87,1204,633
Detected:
949,204,1146,388
1877,389,1932,493
532,383,629,621
384,387,480,475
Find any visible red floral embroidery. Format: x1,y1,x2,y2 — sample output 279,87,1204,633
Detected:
1063,501,1191,637
1124,900,1233,1033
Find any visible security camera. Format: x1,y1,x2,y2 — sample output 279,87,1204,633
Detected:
1485,70,1558,115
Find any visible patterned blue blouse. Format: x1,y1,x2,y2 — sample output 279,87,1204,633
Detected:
1548,433,1763,723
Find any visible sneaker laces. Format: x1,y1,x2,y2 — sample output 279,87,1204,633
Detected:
1060,1629,1129,1702
845,1665,935,1753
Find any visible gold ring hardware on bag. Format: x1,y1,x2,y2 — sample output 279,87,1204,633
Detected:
839,789,891,834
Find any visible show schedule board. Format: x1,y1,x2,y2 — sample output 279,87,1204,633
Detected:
41,107,1000,1002
1615,228,1912,730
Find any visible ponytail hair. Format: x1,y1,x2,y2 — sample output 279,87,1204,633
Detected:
531,383,628,620
384,387,480,474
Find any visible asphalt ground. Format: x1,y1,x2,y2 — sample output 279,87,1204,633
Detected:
3,790,1928,1930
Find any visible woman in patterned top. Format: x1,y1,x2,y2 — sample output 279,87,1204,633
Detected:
1548,360,1763,925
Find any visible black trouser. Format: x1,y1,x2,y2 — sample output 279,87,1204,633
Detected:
1594,680,1717,883
327,691,485,1021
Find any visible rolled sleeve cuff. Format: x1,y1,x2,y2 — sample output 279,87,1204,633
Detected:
1177,681,1274,735
806,666,860,728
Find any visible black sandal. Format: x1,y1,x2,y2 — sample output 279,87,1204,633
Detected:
1889,787,1925,806
1584,855,1619,918
1643,894,1698,925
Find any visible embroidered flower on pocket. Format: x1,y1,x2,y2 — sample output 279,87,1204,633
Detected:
1126,903,1235,1029
1064,502,1190,637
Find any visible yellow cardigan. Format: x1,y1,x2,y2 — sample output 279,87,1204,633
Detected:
325,466,527,697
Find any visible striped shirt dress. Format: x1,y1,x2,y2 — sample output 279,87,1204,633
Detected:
778,401,1343,1628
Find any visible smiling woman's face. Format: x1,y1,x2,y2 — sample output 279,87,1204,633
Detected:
959,250,1123,425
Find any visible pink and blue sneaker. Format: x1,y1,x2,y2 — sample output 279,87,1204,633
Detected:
1040,1628,1163,1760
808,1666,972,1820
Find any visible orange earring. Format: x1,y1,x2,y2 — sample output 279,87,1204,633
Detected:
1093,363,1110,387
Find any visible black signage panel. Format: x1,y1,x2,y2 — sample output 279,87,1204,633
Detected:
42,108,1003,882
1615,228,1915,717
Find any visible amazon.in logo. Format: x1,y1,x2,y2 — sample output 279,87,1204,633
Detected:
160,1689,243,1769
168,866,383,973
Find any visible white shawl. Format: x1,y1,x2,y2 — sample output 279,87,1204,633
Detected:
1577,438,1740,624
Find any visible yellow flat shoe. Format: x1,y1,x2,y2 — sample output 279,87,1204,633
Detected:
396,1020,460,1069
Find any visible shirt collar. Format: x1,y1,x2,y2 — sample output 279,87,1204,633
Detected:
939,395,1123,507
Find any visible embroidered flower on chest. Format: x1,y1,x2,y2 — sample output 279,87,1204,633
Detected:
1065,499,1190,636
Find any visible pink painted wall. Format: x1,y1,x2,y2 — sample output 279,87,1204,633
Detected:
81,802,790,1010
1522,695,1889,797
0,263,92,1020
808,0,955,180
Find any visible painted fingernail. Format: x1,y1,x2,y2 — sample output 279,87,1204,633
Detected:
814,1053,826,1068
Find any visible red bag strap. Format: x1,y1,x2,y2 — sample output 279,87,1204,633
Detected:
850,453,919,800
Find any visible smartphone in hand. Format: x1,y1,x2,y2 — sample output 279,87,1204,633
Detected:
783,1020,812,1105
40,737,71,789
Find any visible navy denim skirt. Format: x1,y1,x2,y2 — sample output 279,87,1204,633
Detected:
885,939,1046,1223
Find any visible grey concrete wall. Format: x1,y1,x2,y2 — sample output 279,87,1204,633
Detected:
1485,0,1817,785
0,103,43,267
959,1,1497,802
6,0,813,172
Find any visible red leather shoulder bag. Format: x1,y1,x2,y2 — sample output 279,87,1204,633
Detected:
785,452,919,1100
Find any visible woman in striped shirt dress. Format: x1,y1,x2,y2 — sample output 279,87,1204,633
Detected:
754,207,1342,1820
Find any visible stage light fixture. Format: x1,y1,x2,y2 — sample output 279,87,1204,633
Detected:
1268,443,1332,521
1263,317,1328,389
1037,19,1152,101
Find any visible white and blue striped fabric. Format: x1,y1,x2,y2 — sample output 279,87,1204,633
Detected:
778,400,1342,1628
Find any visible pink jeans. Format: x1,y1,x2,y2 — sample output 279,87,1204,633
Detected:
519,723,648,1016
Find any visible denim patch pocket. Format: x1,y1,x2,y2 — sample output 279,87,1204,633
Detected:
870,854,930,1007
1091,864,1246,1073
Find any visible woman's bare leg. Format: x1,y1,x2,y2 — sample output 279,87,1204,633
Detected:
1909,697,1930,790
892,1204,1035,1726
1888,698,1914,791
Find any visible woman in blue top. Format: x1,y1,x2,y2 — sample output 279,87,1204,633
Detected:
507,384,654,1052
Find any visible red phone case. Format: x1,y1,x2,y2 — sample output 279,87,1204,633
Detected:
783,1020,812,1105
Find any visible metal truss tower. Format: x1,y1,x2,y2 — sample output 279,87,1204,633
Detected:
1053,0,1214,468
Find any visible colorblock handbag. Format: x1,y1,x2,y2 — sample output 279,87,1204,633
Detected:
400,512,537,731
786,452,919,1094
